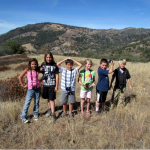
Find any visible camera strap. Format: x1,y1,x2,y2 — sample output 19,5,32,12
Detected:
30,70,37,88
65,69,72,88
84,69,92,81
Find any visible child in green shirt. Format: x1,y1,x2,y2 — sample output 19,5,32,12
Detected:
78,59,95,118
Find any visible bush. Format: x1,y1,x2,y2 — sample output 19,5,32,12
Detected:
1,40,25,55
0,47,12,56
0,75,27,101
0,66,11,72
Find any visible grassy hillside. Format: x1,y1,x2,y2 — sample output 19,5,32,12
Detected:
1,23,150,61
0,54,150,148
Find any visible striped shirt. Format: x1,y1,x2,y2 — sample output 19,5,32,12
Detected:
60,67,78,92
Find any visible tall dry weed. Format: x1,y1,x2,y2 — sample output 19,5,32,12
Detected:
0,101,21,132
0,54,150,149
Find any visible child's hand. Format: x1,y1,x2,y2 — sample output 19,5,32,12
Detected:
40,67,44,72
130,85,133,90
40,80,43,85
54,86,58,92
111,60,115,65
88,85,93,88
82,84,87,88
23,84,28,88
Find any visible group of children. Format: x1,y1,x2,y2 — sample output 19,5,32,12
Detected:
18,52,133,124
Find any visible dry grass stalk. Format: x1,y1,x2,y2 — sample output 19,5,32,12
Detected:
0,54,150,149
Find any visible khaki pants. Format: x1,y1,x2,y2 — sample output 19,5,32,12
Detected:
111,87,126,109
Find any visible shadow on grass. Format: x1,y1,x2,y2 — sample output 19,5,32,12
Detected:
27,94,136,119
106,93,137,111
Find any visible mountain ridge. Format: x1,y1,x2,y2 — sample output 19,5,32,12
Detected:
0,22,150,62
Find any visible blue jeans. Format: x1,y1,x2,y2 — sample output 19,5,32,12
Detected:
21,87,41,120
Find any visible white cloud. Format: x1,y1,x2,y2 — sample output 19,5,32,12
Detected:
0,20,22,34
0,20,19,29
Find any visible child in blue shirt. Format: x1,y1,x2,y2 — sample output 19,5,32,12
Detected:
96,59,114,114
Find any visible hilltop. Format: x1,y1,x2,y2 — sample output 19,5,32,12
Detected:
0,22,150,61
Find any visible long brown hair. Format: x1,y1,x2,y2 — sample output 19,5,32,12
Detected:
44,51,55,64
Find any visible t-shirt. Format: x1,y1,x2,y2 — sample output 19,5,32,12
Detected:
41,62,59,87
27,70,40,89
59,67,78,92
113,67,131,88
96,67,109,92
79,69,95,91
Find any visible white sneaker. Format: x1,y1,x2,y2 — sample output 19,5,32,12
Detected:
22,119,30,123
33,116,38,121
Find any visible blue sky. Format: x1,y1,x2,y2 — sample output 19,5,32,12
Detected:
0,0,150,34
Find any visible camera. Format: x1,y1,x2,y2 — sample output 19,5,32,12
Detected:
109,60,112,63
32,86,37,90
119,85,123,89
85,83,90,88
66,87,71,91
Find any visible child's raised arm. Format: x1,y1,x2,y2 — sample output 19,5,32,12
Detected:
69,57,82,71
18,68,28,88
108,60,114,74
56,58,67,69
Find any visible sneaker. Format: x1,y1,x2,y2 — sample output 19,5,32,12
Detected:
102,105,108,111
22,119,30,124
69,113,74,119
49,115,56,124
33,115,38,121
46,109,51,117
60,112,67,118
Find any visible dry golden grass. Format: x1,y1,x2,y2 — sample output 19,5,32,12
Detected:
0,54,150,149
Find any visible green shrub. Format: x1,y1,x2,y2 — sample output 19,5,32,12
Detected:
1,40,25,55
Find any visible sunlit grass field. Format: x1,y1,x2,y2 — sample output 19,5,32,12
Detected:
0,54,150,149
